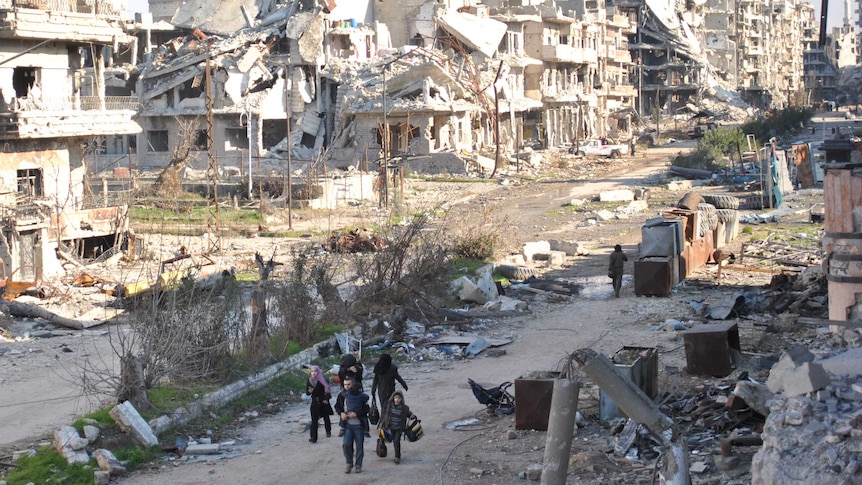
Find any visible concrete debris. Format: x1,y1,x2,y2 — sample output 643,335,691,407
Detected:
321,228,389,252
54,425,90,464
110,401,160,448
94,448,128,476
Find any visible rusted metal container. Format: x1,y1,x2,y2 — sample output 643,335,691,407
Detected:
641,218,682,258
514,378,555,430
634,256,674,296
822,151,862,321
600,346,658,422
681,322,740,377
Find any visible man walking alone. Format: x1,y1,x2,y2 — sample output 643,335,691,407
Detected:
608,244,628,298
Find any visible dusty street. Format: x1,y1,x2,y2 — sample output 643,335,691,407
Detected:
1,140,819,484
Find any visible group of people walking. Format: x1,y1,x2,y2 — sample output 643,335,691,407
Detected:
305,352,413,474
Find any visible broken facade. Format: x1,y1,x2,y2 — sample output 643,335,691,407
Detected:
0,0,138,280
800,3,839,105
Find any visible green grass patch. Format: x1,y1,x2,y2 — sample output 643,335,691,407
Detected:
4,446,95,484
147,383,220,413
71,408,113,429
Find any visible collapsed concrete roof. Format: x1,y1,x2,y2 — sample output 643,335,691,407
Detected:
171,0,261,36
436,11,508,58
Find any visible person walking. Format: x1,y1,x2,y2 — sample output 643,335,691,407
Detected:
336,377,369,474
379,390,415,464
371,353,408,407
337,352,366,437
630,134,637,157
608,244,628,298
305,365,333,443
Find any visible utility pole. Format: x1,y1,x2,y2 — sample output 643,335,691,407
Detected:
382,66,389,209
204,57,221,254
285,65,292,229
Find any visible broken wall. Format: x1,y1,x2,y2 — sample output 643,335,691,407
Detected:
0,41,75,107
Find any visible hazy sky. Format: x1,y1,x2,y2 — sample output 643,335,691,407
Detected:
806,0,848,29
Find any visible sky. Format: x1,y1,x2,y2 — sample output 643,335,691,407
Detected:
124,0,849,28
806,0,848,29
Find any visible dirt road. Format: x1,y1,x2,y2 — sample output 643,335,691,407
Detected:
4,142,737,485
114,145,708,485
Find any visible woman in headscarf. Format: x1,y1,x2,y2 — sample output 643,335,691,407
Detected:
305,365,333,443
371,353,408,407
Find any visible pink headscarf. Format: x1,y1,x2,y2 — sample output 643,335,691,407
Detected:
309,365,331,394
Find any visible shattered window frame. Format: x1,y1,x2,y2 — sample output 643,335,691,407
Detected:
16,168,42,197
146,130,169,152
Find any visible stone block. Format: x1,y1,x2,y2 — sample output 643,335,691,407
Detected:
54,426,90,464
95,449,127,475
83,425,100,443
595,209,615,222
94,470,111,485
522,241,550,261
782,363,832,397
549,240,585,256
599,189,634,202
110,401,159,448
526,463,543,481
185,443,220,455
500,254,527,265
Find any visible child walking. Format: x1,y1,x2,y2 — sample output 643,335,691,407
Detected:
379,390,414,464
305,365,332,443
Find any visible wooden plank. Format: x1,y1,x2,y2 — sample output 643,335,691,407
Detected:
797,317,862,329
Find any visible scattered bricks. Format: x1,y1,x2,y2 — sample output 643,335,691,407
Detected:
851,382,862,394
836,388,862,401
845,459,859,476
522,241,550,261
816,389,833,402
825,447,839,462
469,468,484,478
526,463,543,481
507,430,518,440
784,412,805,425
690,462,709,474
185,443,220,455
835,425,853,436
827,434,843,444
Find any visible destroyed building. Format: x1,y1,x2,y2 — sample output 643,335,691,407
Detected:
0,0,140,280
800,2,839,105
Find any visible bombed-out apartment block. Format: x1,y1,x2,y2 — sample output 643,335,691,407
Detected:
800,2,838,105
0,0,138,280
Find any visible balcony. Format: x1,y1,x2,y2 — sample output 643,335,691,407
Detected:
0,3,132,43
541,44,597,64
0,96,141,140
0,0,124,14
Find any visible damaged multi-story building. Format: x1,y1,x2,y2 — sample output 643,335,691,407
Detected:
116,0,642,184
0,0,139,280
800,2,838,105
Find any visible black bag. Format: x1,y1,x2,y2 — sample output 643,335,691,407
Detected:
376,437,388,457
404,415,423,442
369,398,380,425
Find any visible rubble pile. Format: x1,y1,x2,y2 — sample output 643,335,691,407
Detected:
321,228,389,253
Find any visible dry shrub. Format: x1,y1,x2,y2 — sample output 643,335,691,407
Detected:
347,213,451,316
451,207,507,261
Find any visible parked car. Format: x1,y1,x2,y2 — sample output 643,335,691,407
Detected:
568,139,629,158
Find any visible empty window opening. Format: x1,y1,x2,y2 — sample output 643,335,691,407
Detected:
12,67,37,99
17,169,42,197
193,129,208,150
147,130,169,152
